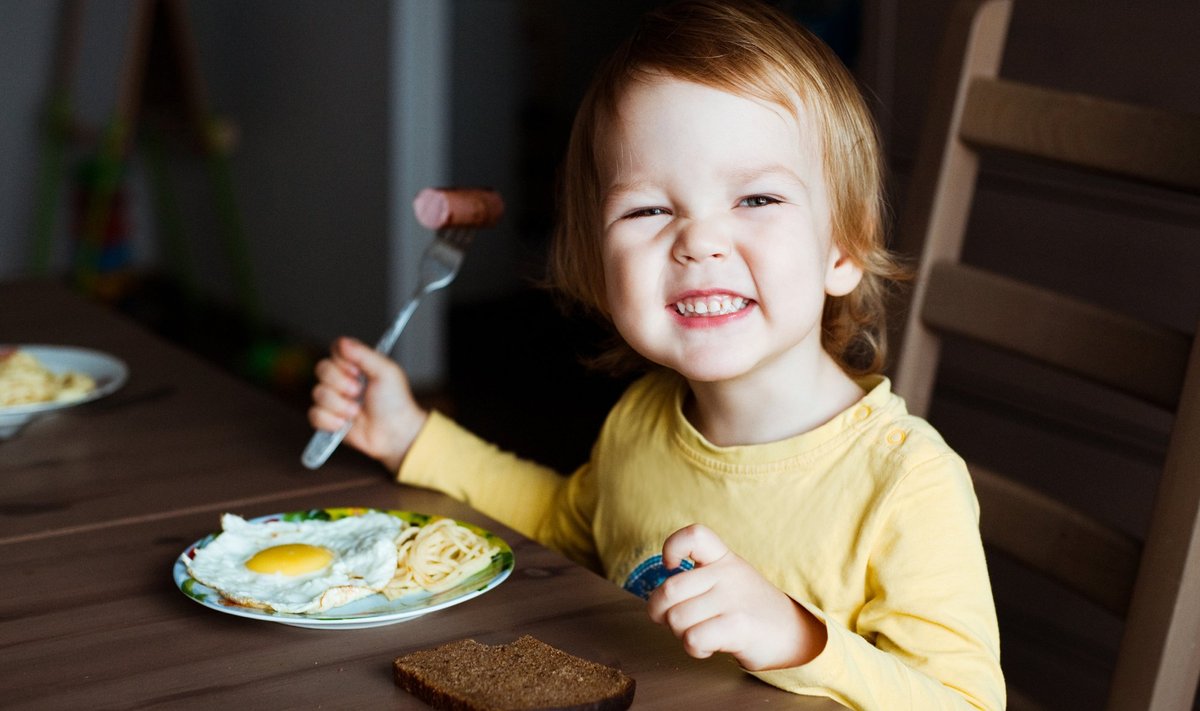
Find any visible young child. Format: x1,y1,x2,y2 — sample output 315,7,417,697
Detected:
309,1,1004,708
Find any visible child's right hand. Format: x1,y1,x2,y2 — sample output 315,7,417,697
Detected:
646,524,827,671
308,336,429,472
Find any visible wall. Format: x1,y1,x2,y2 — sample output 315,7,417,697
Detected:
0,1,159,279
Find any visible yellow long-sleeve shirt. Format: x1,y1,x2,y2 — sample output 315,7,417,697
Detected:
398,371,1004,710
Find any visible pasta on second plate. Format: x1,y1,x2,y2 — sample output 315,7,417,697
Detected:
0,349,96,407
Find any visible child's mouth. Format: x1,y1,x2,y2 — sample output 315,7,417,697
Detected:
673,295,749,317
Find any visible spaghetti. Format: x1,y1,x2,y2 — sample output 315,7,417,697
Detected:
383,518,499,599
0,349,95,407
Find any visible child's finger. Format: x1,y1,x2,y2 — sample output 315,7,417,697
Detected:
646,562,711,622
314,358,363,399
324,354,362,380
307,404,348,432
332,335,368,360
335,337,396,383
307,386,359,430
676,614,740,661
652,579,718,632
661,523,730,569
311,382,360,419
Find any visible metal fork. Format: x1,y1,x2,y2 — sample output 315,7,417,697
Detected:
301,189,501,469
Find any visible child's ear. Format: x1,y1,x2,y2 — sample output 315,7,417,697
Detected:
824,245,863,297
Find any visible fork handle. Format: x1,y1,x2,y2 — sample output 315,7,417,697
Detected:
374,295,422,355
301,420,353,469
300,294,423,470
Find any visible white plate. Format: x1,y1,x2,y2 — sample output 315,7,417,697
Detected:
174,508,515,630
0,344,129,439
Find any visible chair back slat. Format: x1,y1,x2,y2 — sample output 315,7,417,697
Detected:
970,464,1140,617
961,78,1200,192
921,262,1192,409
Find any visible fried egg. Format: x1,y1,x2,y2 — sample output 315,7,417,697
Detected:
186,512,407,614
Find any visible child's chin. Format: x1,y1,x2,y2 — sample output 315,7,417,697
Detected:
671,357,757,384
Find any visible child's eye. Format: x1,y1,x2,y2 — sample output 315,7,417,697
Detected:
737,195,781,208
624,207,670,219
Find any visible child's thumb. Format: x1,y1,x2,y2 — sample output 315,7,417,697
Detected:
338,337,396,382
662,524,729,569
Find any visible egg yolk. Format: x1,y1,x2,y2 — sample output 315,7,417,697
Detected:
245,543,334,575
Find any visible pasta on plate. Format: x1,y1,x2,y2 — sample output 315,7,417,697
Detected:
384,517,501,598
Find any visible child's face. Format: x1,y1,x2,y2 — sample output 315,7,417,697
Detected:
598,77,862,384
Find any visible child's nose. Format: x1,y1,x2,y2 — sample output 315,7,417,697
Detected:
671,218,730,264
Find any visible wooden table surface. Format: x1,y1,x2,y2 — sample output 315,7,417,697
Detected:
0,280,841,709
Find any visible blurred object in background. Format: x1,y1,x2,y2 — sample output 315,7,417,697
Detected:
26,0,318,406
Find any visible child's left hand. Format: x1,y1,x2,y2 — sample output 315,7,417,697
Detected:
646,524,828,671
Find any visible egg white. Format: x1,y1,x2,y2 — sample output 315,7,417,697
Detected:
186,512,407,614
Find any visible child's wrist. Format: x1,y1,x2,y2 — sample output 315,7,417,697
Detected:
789,603,828,667
382,407,429,474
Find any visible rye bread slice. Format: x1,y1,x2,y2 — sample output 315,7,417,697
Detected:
393,635,635,711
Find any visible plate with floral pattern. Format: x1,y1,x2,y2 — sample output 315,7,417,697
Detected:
174,508,514,629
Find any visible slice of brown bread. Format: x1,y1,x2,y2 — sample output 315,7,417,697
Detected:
393,635,635,711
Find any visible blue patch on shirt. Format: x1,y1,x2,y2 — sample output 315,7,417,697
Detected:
623,554,695,599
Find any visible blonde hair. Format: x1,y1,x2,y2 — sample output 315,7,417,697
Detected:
548,0,907,375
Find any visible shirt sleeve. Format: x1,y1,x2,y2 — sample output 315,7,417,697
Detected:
396,410,603,572
752,454,1005,711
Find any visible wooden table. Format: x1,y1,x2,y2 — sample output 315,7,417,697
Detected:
0,280,841,709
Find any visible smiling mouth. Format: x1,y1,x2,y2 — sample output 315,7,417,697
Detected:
673,295,750,317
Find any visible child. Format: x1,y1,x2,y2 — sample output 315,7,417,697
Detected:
309,1,1003,708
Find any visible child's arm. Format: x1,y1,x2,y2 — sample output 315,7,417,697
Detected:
312,336,605,572
308,336,429,472
646,524,827,671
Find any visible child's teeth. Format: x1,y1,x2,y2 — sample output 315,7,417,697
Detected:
674,296,747,317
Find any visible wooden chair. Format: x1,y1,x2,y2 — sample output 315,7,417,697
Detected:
890,1,1200,709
